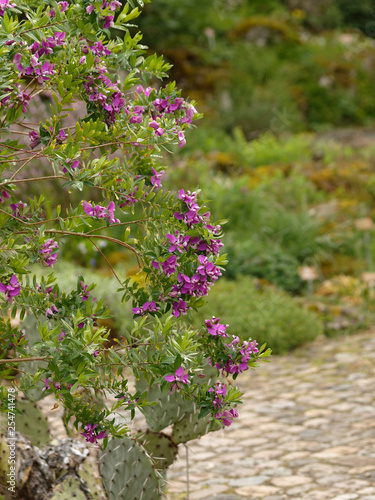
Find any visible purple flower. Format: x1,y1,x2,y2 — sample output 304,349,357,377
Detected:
86,4,95,14
56,129,66,143
45,306,58,318
81,423,107,444
59,1,69,12
0,190,10,203
211,336,259,377
165,366,189,392
10,202,27,219
215,408,239,427
103,15,113,29
151,167,164,189
58,331,66,341
172,299,188,317
180,104,197,124
42,378,51,391
0,275,21,303
39,238,59,267
178,130,186,148
132,300,160,316
0,0,15,16
137,85,153,97
93,350,99,357
166,232,190,253
29,131,40,149
82,201,120,224
161,255,179,276
208,382,227,409
155,127,165,136
205,317,229,337
9,330,26,348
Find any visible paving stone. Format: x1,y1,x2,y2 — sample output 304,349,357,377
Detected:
330,495,359,500
229,475,268,487
235,485,280,497
270,475,312,487
189,484,229,499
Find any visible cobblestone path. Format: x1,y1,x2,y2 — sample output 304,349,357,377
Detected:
165,330,375,500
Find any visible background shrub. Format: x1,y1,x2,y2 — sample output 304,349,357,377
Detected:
187,276,324,354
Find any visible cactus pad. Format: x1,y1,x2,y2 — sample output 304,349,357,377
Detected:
173,411,221,444
15,400,50,447
99,436,162,500
49,476,86,500
135,430,178,470
136,363,217,432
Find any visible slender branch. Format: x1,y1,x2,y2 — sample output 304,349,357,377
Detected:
85,220,146,234
0,144,39,154
0,175,66,187
0,356,48,365
19,19,69,35
45,229,141,257
10,152,44,181
8,130,30,136
88,237,124,288
0,207,31,225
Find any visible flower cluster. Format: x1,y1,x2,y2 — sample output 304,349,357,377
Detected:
207,382,239,427
132,300,160,316
50,1,69,16
152,255,179,276
15,52,56,84
0,0,15,16
82,200,120,224
205,317,229,337
0,275,21,303
174,190,222,245
211,336,259,377
10,202,27,218
80,423,108,444
1,84,31,113
164,366,189,392
38,238,59,267
165,230,223,257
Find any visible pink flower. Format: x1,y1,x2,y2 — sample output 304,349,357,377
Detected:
165,366,190,392
132,300,160,316
80,423,107,444
0,275,21,303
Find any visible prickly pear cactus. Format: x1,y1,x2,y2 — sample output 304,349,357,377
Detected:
173,411,221,444
136,430,178,470
15,400,50,447
78,462,107,500
99,436,163,500
0,437,9,487
136,362,217,432
19,314,46,402
49,477,86,500
136,378,195,432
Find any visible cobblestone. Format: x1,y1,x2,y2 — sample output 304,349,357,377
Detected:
165,330,375,499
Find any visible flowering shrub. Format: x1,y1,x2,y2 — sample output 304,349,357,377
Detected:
0,0,270,449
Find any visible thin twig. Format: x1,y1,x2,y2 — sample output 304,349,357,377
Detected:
88,237,124,288
0,356,48,365
10,152,44,181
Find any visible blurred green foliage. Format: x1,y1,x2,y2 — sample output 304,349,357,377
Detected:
186,276,323,354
